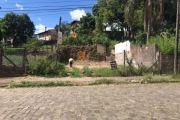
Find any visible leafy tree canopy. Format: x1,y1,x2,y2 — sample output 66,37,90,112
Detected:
22,38,43,52
54,21,70,37
95,0,128,31
79,12,96,35
0,12,35,39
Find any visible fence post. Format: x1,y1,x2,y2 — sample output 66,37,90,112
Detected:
0,48,3,75
159,51,162,75
22,48,27,72
124,50,126,67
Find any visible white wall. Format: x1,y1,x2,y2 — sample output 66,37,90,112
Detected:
115,41,130,54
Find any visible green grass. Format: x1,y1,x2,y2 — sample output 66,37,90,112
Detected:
141,75,180,84
70,68,82,78
9,81,74,88
41,45,51,49
92,67,120,77
89,79,115,85
83,67,93,77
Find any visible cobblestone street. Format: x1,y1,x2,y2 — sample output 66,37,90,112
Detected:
0,83,180,120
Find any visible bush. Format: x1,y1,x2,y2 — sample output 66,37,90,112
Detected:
26,58,67,77
109,40,119,49
119,66,139,77
149,35,180,55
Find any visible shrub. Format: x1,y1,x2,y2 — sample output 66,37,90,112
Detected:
149,35,180,55
119,66,139,77
26,58,67,77
109,40,119,49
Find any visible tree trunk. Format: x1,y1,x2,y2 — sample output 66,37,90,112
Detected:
146,0,152,44
159,0,164,23
144,0,148,32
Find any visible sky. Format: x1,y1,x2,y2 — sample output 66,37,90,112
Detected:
0,0,98,34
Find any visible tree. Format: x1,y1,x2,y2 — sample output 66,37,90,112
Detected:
79,12,96,35
125,0,144,30
54,21,70,37
92,4,100,16
22,38,43,52
93,0,128,32
0,29,2,41
0,12,35,47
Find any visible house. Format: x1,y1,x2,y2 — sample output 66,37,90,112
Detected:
71,20,79,26
36,28,57,45
36,28,57,41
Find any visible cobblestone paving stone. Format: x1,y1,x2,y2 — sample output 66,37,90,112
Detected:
0,83,180,120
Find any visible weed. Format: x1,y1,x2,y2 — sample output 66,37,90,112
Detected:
70,68,82,78
171,74,180,79
83,67,93,77
92,67,120,77
26,58,67,77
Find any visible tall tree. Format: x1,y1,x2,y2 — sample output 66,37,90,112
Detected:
79,12,96,34
94,0,128,32
0,12,35,46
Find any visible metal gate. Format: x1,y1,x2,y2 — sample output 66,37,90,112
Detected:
0,48,27,77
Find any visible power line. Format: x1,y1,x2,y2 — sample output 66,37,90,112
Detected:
0,6,92,13
1,4,94,10
1,0,97,5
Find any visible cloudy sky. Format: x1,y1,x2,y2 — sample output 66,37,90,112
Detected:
0,0,97,34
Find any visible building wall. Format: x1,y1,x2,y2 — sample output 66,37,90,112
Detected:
115,41,130,54
130,44,158,67
115,42,158,67
38,35,51,41
115,41,180,73
97,44,106,54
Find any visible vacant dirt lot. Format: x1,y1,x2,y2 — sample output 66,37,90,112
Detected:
69,60,111,69
0,60,122,85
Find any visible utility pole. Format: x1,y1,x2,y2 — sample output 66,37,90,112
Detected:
59,17,61,32
174,0,180,75
56,16,62,67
